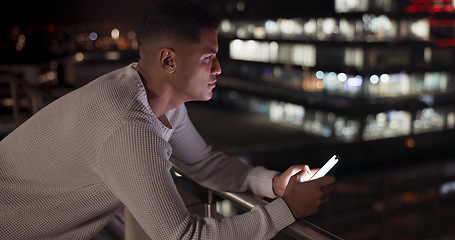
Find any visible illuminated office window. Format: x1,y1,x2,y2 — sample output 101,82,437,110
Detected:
303,110,328,137
368,15,397,41
366,72,411,97
321,72,339,92
277,18,304,37
448,110,455,129
303,19,317,37
424,72,448,92
408,72,449,94
265,20,279,36
268,101,304,128
345,47,364,69
413,108,445,134
363,111,412,140
338,18,356,41
336,0,394,12
316,18,336,40
372,0,394,12
410,19,430,41
229,39,316,67
335,0,368,13
220,19,235,35
292,44,316,67
333,116,361,142
248,98,271,117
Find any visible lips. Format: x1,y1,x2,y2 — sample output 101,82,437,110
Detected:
209,78,217,85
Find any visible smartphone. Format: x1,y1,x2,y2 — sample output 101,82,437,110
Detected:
310,155,340,180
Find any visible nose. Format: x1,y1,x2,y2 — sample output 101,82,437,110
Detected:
212,57,222,75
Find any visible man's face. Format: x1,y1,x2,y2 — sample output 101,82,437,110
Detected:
172,28,221,102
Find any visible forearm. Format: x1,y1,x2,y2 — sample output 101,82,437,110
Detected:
99,135,294,239
170,150,253,192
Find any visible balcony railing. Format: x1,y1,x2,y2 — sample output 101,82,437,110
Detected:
171,165,343,240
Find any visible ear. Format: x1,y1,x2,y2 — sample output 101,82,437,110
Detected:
159,48,176,73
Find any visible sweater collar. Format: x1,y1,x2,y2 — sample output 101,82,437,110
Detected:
129,63,174,141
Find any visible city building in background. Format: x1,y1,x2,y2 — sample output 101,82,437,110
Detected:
210,0,455,144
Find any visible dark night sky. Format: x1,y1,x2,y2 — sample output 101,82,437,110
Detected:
0,0,163,63
1,0,335,33
0,0,334,63
1,0,158,33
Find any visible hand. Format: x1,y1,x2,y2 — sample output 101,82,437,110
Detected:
282,174,335,219
272,165,318,197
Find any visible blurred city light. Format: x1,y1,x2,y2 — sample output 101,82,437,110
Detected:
89,32,98,41
111,28,120,40
74,52,84,62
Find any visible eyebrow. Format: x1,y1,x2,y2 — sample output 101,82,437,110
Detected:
204,50,218,55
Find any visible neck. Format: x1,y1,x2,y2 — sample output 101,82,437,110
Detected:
136,62,182,123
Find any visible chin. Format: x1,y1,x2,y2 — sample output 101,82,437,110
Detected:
200,93,213,102
201,96,213,102
190,95,212,102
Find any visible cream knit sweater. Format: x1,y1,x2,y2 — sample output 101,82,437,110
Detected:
0,63,295,239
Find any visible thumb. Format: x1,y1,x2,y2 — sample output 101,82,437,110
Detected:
296,166,312,182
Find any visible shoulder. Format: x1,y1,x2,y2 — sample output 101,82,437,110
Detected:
166,104,189,127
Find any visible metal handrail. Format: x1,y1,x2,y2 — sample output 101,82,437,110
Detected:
0,72,57,127
171,166,343,240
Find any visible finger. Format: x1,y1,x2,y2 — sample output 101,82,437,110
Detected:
283,165,310,183
321,193,330,203
317,176,336,186
287,174,298,187
303,165,310,172
285,165,309,177
297,166,312,182
321,184,335,194
308,168,320,180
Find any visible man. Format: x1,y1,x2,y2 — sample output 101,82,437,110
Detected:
0,1,335,239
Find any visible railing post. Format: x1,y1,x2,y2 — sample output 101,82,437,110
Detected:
9,76,20,127
205,190,217,218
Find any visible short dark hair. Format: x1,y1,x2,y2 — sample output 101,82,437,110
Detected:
137,0,219,48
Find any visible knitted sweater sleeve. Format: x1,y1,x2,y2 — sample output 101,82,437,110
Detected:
97,122,295,239
169,105,279,198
